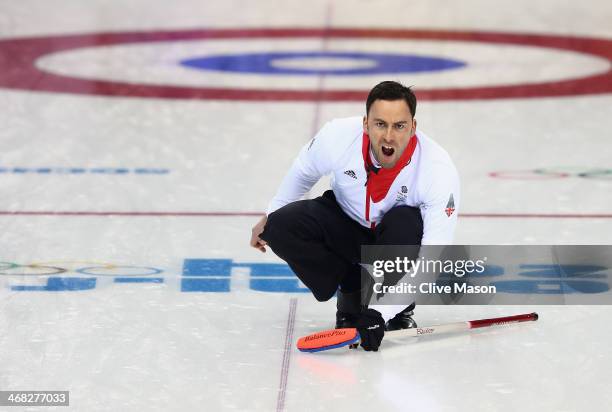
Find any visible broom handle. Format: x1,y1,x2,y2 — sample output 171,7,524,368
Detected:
388,312,539,339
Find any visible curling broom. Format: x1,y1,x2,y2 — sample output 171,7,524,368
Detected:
297,312,538,353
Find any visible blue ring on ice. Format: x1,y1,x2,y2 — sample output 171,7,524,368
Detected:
180,51,466,75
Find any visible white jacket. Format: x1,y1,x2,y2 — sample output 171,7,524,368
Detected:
267,116,460,245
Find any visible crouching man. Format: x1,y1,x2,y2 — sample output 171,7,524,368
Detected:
250,81,460,351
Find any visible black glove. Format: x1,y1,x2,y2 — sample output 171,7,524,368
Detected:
356,308,385,351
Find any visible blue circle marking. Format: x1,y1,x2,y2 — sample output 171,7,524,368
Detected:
180,51,466,75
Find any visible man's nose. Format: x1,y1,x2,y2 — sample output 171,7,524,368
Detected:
383,127,395,142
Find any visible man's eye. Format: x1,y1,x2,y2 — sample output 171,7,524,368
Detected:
396,124,405,130
376,122,385,127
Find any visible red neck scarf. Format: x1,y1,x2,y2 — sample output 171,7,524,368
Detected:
361,132,417,202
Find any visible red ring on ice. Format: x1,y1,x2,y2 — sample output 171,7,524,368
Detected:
0,28,610,101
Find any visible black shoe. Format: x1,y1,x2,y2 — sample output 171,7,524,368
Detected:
335,289,364,329
385,303,417,331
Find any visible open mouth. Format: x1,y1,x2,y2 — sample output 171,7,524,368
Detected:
381,145,395,157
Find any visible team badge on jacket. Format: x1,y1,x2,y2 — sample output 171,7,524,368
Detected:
445,193,455,217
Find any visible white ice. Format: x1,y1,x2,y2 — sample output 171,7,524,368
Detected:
1,0,611,411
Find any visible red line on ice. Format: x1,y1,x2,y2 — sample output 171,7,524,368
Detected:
1,211,612,219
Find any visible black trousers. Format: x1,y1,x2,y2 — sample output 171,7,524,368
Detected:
260,190,423,302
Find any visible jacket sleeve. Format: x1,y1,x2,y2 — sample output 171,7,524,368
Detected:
419,162,461,245
266,122,337,215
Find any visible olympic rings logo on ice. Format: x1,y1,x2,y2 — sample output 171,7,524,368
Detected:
0,261,163,277
489,167,612,180
0,259,311,293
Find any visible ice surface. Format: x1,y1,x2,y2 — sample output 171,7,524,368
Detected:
1,0,611,410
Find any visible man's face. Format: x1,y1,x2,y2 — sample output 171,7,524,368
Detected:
363,99,416,169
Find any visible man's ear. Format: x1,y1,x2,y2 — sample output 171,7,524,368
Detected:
412,118,417,135
363,115,368,133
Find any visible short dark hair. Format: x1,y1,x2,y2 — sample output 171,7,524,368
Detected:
366,81,417,117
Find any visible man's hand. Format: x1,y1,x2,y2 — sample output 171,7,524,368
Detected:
356,308,385,351
250,216,268,253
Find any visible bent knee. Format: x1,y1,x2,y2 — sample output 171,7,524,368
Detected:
261,206,294,243
377,206,423,244
312,287,337,302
